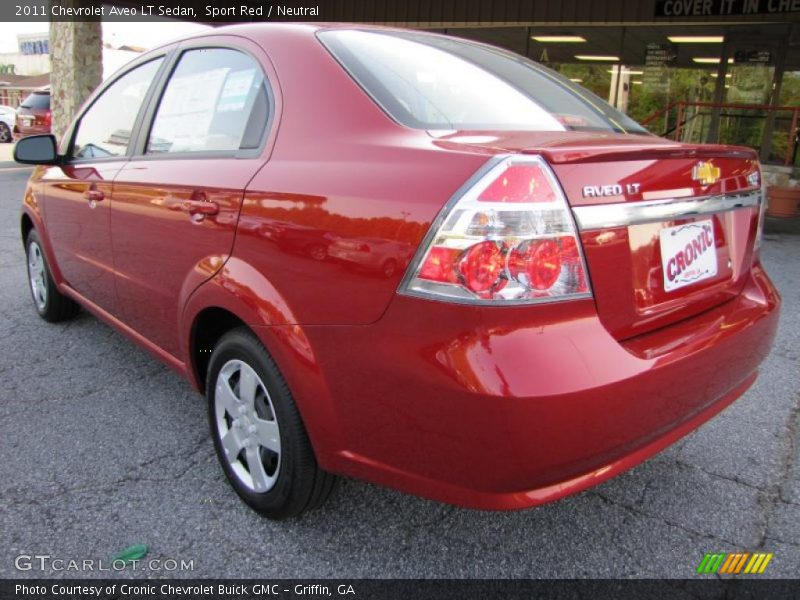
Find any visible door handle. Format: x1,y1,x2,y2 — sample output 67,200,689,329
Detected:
83,188,104,202
181,199,219,216
163,191,219,219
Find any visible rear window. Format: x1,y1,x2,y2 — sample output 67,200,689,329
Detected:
20,92,50,110
319,30,647,134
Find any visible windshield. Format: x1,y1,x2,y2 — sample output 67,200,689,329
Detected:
21,92,50,110
319,29,647,134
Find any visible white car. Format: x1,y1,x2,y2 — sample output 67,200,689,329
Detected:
0,105,15,143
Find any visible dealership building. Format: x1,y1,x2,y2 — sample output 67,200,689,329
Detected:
44,0,800,169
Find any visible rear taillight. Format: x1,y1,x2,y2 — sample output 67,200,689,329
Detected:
400,155,591,304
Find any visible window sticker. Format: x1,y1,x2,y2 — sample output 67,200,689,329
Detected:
217,68,256,113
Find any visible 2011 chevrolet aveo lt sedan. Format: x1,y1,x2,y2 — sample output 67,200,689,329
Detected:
16,24,780,519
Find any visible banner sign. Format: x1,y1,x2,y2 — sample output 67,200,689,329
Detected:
656,0,800,17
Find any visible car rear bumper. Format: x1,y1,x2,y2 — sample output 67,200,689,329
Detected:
298,263,780,510
13,125,50,140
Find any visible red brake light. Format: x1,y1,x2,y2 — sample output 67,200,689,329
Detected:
459,241,505,294
478,165,556,203
401,155,591,304
512,239,562,290
419,246,460,284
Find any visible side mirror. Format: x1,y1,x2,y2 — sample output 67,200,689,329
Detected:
14,134,59,165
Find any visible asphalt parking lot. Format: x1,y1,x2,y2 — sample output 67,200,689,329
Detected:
0,164,798,579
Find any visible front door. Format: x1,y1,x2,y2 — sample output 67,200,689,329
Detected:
41,57,165,315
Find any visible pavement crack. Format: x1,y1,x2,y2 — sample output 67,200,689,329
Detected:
672,459,767,492
763,536,800,550
590,491,742,547
753,389,800,549
776,392,800,506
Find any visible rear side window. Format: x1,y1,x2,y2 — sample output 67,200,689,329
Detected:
146,48,269,154
319,30,647,134
20,92,49,110
71,58,163,159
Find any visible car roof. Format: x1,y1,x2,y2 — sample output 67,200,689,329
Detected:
145,22,437,54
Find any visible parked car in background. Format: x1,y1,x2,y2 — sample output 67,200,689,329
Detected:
259,221,338,261
0,105,15,143
14,25,779,520
15,89,50,139
329,237,414,277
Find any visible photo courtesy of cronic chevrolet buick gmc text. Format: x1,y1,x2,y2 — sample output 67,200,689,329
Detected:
15,24,779,519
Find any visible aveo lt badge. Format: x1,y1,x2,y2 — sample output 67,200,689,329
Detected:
582,182,641,197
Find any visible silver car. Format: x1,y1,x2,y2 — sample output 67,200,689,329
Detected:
0,105,15,143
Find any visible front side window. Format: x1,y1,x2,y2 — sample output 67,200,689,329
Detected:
320,30,647,134
146,48,269,154
72,58,163,159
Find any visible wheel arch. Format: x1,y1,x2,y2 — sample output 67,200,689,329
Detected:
189,306,249,394
20,212,34,248
181,262,345,468
20,202,67,286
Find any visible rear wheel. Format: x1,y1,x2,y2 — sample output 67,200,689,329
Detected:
207,328,336,518
25,229,80,322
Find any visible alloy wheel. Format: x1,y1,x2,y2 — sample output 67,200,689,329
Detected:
27,240,47,310
214,359,281,493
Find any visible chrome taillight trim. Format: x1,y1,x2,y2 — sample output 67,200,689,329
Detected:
397,154,594,305
572,189,762,231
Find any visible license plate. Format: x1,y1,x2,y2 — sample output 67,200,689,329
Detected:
660,219,717,292
22,116,32,125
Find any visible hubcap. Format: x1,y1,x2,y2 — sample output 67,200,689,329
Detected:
0,124,10,143
27,241,47,310
215,359,281,493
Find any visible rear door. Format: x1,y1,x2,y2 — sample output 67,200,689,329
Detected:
110,40,275,357
41,58,165,314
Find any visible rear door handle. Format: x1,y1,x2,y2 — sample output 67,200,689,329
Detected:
182,199,219,216
164,191,219,218
83,188,104,202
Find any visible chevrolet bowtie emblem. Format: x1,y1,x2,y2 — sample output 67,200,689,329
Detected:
692,161,721,185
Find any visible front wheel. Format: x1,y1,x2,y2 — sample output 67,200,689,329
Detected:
25,229,80,322
207,328,336,519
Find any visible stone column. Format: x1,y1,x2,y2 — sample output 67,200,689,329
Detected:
48,18,102,140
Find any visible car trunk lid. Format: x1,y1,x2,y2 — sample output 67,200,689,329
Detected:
431,131,762,340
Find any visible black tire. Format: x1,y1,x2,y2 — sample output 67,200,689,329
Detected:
207,327,336,519
0,122,11,143
25,229,80,322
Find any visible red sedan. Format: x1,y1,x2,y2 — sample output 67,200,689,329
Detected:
14,89,51,139
15,25,779,519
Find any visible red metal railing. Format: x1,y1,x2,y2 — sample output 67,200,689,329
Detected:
640,101,800,166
